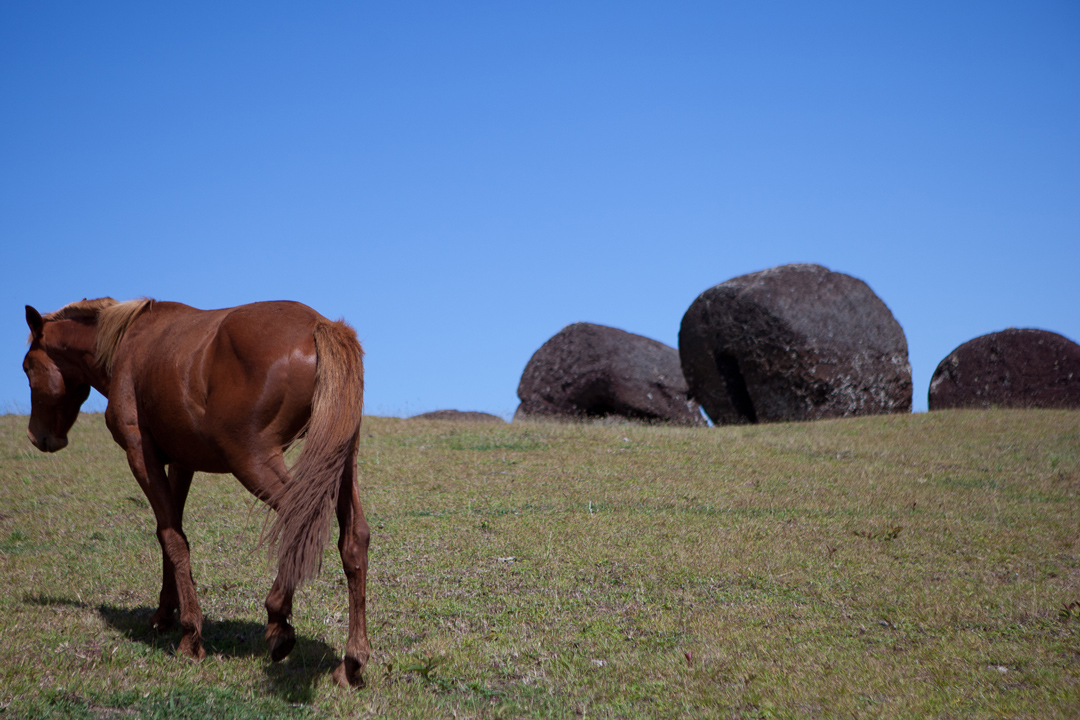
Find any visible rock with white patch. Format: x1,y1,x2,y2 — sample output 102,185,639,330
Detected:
679,264,912,424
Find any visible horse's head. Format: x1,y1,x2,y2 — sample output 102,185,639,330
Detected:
23,306,92,452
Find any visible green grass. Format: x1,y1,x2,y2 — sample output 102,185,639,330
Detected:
0,410,1078,718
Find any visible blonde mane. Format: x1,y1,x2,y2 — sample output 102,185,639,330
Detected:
32,298,119,345
40,297,154,373
43,297,119,323
95,299,154,373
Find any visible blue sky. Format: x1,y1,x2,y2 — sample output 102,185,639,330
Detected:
3,1,1078,419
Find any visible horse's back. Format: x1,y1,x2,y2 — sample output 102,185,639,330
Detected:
126,300,323,382
117,301,326,469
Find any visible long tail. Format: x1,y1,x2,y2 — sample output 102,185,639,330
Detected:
269,318,364,593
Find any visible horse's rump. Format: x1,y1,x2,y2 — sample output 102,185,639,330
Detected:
267,317,365,592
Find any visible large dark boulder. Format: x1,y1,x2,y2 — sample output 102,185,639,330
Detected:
515,323,704,425
410,410,506,423
679,264,912,424
928,329,1080,410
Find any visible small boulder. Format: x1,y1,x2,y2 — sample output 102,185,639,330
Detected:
409,410,506,423
679,264,912,424
515,323,704,425
928,328,1080,410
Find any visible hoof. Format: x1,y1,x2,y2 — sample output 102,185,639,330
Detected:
267,621,296,662
177,634,206,661
149,608,177,632
269,633,296,662
332,654,367,689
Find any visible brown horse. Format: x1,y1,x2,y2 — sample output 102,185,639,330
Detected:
23,298,370,688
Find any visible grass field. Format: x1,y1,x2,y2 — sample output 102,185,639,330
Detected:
0,409,1078,718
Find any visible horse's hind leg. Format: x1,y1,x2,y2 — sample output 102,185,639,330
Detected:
264,574,296,661
332,451,371,688
227,452,297,661
150,464,195,632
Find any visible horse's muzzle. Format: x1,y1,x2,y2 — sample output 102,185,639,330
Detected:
28,429,67,453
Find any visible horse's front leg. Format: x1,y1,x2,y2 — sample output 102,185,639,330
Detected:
126,442,206,660
332,459,371,688
149,465,195,632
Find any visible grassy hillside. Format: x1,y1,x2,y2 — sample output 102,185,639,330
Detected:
0,410,1077,718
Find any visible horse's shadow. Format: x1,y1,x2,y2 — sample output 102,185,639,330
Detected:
25,594,339,702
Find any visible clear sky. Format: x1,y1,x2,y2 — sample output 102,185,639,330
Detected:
3,2,1078,419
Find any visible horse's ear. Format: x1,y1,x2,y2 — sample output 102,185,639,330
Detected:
26,306,44,339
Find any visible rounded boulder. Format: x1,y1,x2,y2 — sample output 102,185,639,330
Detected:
928,328,1080,410
515,323,704,425
679,264,912,424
